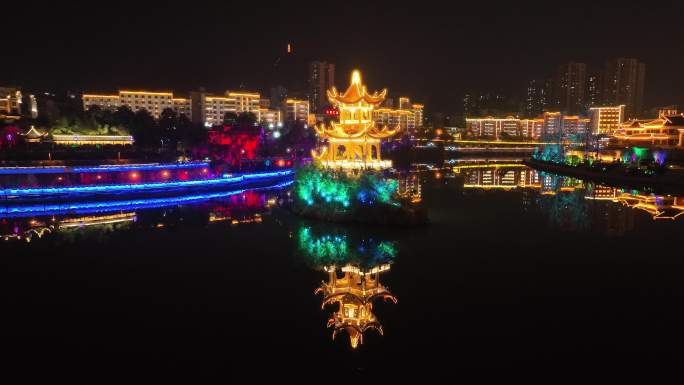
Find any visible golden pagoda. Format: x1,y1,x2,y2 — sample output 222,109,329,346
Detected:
315,263,397,349
312,70,399,170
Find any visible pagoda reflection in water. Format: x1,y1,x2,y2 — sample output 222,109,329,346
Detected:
317,264,396,349
296,226,398,348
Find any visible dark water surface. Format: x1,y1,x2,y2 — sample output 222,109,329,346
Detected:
3,166,684,381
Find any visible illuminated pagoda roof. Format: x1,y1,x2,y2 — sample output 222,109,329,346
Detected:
23,126,47,142
316,263,396,348
327,70,387,106
312,70,399,169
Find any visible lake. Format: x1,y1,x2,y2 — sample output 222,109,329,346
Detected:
3,161,684,381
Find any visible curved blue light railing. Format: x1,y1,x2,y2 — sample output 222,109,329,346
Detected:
71,162,210,173
0,169,293,197
0,180,293,218
0,162,210,175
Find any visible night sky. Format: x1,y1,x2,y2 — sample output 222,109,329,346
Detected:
3,2,684,113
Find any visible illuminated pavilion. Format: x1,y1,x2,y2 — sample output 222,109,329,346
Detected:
312,70,398,170
612,114,684,146
316,263,397,349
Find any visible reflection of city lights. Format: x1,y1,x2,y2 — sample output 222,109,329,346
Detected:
1,170,293,198
162,171,170,177
130,172,138,179
273,131,281,139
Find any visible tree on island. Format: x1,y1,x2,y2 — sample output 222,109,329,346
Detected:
129,109,160,147
223,112,238,125
113,106,136,129
236,112,257,126
159,108,206,147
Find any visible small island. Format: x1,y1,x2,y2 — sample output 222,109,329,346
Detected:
527,144,684,193
290,70,427,225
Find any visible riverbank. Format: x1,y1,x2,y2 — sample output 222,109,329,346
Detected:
525,158,684,193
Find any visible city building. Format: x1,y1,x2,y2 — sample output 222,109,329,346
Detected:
83,90,180,119
0,87,37,118
464,91,516,117
555,62,586,115
119,90,173,118
372,97,423,135
561,115,590,136
586,73,602,108
259,108,282,127
308,61,335,113
521,118,544,139
542,111,562,138
374,108,416,134
228,91,261,116
656,105,678,118
82,94,119,111
83,89,267,127
0,87,23,115
527,78,556,116
589,105,625,135
525,79,549,117
172,97,192,117
465,112,586,140
202,95,235,126
602,58,646,119
412,104,424,130
465,116,521,137
199,92,261,127
285,98,310,122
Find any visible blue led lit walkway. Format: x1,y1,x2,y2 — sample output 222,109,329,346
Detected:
0,169,293,200
0,161,210,175
0,180,293,218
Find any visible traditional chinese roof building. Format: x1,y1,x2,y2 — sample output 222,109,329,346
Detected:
312,70,398,170
613,114,684,146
